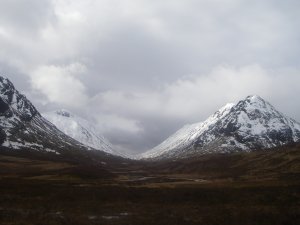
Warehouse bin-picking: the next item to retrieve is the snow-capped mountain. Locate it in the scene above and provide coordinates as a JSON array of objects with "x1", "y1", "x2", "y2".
[
  {"x1": 0, "y1": 76, "x2": 88, "y2": 153},
  {"x1": 43, "y1": 110, "x2": 127, "y2": 157},
  {"x1": 139, "y1": 95, "x2": 300, "y2": 159}
]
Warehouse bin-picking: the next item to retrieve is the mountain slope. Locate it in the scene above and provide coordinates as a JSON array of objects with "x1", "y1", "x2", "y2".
[
  {"x1": 140, "y1": 95, "x2": 300, "y2": 159},
  {"x1": 43, "y1": 110, "x2": 127, "y2": 157},
  {"x1": 0, "y1": 76, "x2": 90, "y2": 154}
]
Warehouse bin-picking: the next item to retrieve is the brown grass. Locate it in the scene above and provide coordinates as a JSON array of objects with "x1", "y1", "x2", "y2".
[{"x1": 0, "y1": 144, "x2": 299, "y2": 225}]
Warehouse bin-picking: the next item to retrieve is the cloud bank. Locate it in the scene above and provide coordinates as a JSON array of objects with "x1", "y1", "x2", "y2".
[{"x1": 0, "y1": 0, "x2": 299, "y2": 152}]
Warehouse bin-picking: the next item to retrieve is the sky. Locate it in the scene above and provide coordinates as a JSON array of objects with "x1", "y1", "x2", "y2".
[{"x1": 0, "y1": 0, "x2": 300, "y2": 153}]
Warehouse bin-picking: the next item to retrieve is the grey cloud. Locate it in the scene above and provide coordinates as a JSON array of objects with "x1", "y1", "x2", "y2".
[
  {"x1": 0, "y1": 63, "x2": 31, "y2": 92},
  {"x1": 85, "y1": 28, "x2": 181, "y2": 89},
  {"x1": 0, "y1": 0, "x2": 300, "y2": 153},
  {"x1": 76, "y1": 0, "x2": 300, "y2": 95},
  {"x1": 0, "y1": 0, "x2": 55, "y2": 34},
  {"x1": 90, "y1": 64, "x2": 300, "y2": 152}
]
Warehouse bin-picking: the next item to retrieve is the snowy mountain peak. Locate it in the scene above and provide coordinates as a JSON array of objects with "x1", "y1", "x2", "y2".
[
  {"x1": 43, "y1": 110, "x2": 128, "y2": 157},
  {"x1": 0, "y1": 76, "x2": 38, "y2": 121},
  {"x1": 246, "y1": 94, "x2": 264, "y2": 102},
  {"x1": 0, "y1": 76, "x2": 87, "y2": 152},
  {"x1": 139, "y1": 95, "x2": 300, "y2": 159},
  {"x1": 0, "y1": 76, "x2": 11, "y2": 88},
  {"x1": 241, "y1": 94, "x2": 272, "y2": 110}
]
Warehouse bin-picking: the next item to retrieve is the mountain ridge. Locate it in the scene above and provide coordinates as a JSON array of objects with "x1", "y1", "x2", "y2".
[
  {"x1": 139, "y1": 95, "x2": 300, "y2": 159},
  {"x1": 43, "y1": 109, "x2": 129, "y2": 157},
  {"x1": 1, "y1": 76, "x2": 299, "y2": 161},
  {"x1": 0, "y1": 76, "x2": 91, "y2": 154}
]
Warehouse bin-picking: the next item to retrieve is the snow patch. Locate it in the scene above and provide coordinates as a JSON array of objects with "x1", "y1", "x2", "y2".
[
  {"x1": 43, "y1": 110, "x2": 128, "y2": 157},
  {"x1": 140, "y1": 95, "x2": 300, "y2": 159}
]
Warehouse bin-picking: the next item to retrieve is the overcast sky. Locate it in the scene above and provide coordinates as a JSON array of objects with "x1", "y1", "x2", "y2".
[{"x1": 1, "y1": 0, "x2": 300, "y2": 153}]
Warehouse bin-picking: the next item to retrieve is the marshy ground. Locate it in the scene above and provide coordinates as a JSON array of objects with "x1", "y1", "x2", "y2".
[{"x1": 0, "y1": 145, "x2": 299, "y2": 225}]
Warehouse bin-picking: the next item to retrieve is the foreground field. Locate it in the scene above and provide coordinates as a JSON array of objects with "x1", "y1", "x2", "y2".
[
  {"x1": 0, "y1": 145, "x2": 299, "y2": 225},
  {"x1": 1, "y1": 178, "x2": 299, "y2": 225}
]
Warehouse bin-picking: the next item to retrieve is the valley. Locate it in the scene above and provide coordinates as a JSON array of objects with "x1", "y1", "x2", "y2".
[
  {"x1": 1, "y1": 0, "x2": 299, "y2": 224},
  {"x1": 1, "y1": 144, "x2": 299, "y2": 225},
  {"x1": 1, "y1": 76, "x2": 300, "y2": 225}
]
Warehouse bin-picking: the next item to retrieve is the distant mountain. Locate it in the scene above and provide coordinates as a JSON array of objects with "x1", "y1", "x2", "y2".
[
  {"x1": 139, "y1": 95, "x2": 300, "y2": 159},
  {"x1": 43, "y1": 110, "x2": 128, "y2": 157},
  {"x1": 0, "y1": 76, "x2": 91, "y2": 154}
]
